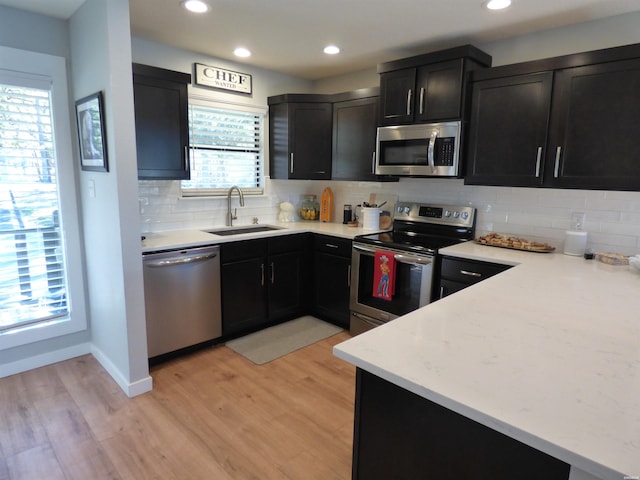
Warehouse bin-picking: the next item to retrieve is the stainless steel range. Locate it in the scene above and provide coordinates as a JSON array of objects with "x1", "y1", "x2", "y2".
[{"x1": 350, "y1": 202, "x2": 476, "y2": 335}]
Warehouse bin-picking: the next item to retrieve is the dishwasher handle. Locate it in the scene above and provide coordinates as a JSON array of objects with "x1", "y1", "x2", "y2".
[{"x1": 145, "y1": 252, "x2": 218, "y2": 268}]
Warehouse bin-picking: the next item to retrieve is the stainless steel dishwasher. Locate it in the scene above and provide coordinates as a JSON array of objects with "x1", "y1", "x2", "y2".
[{"x1": 142, "y1": 245, "x2": 222, "y2": 358}]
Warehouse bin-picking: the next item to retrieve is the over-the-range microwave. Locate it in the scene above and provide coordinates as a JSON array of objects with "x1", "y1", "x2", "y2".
[{"x1": 375, "y1": 121, "x2": 461, "y2": 177}]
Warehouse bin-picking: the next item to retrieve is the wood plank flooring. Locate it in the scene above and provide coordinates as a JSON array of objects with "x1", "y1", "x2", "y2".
[{"x1": 0, "y1": 331, "x2": 356, "y2": 480}]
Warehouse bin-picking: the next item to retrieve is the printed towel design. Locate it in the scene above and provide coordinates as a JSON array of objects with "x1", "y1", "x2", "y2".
[{"x1": 373, "y1": 250, "x2": 396, "y2": 301}]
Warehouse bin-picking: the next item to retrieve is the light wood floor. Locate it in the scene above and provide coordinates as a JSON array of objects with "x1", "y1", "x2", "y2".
[{"x1": 0, "y1": 331, "x2": 356, "y2": 480}]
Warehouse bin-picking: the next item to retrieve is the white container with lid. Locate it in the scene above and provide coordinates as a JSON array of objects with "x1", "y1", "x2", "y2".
[
  {"x1": 564, "y1": 230, "x2": 588, "y2": 256},
  {"x1": 362, "y1": 207, "x2": 381, "y2": 230}
]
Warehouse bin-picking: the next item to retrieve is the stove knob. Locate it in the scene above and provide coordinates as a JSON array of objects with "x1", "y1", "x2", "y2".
[
  {"x1": 444, "y1": 210, "x2": 451, "y2": 217},
  {"x1": 461, "y1": 211, "x2": 469, "y2": 220},
  {"x1": 453, "y1": 211, "x2": 460, "y2": 218}
]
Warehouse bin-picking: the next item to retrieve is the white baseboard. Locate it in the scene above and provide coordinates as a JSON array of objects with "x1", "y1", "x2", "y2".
[
  {"x1": 0, "y1": 342, "x2": 91, "y2": 378},
  {"x1": 91, "y1": 344, "x2": 153, "y2": 398}
]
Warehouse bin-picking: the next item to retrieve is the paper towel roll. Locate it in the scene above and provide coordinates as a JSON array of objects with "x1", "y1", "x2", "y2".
[{"x1": 564, "y1": 230, "x2": 587, "y2": 256}]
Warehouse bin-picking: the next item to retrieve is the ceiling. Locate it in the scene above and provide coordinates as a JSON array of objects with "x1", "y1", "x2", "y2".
[{"x1": 2, "y1": 0, "x2": 640, "y2": 79}]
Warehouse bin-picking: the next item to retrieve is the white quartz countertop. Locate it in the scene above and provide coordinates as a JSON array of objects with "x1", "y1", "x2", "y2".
[
  {"x1": 334, "y1": 241, "x2": 640, "y2": 480},
  {"x1": 141, "y1": 221, "x2": 369, "y2": 253}
]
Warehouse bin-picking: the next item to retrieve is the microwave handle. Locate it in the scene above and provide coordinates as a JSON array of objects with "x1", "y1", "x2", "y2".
[
  {"x1": 371, "y1": 151, "x2": 376, "y2": 174},
  {"x1": 428, "y1": 130, "x2": 438, "y2": 168}
]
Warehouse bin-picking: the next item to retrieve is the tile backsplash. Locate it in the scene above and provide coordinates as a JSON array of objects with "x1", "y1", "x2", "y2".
[{"x1": 139, "y1": 177, "x2": 640, "y2": 255}]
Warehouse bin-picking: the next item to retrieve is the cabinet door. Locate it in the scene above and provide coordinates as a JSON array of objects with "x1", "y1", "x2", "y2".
[
  {"x1": 465, "y1": 72, "x2": 553, "y2": 187},
  {"x1": 268, "y1": 251, "x2": 305, "y2": 321},
  {"x1": 379, "y1": 69, "x2": 416, "y2": 125},
  {"x1": 313, "y1": 251, "x2": 351, "y2": 328},
  {"x1": 547, "y1": 59, "x2": 640, "y2": 190},
  {"x1": 415, "y1": 59, "x2": 464, "y2": 122},
  {"x1": 221, "y1": 257, "x2": 267, "y2": 336},
  {"x1": 133, "y1": 65, "x2": 190, "y2": 180},
  {"x1": 290, "y1": 103, "x2": 333, "y2": 180},
  {"x1": 332, "y1": 97, "x2": 379, "y2": 180}
]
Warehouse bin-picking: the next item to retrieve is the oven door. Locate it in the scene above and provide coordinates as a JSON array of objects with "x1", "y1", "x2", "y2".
[{"x1": 350, "y1": 243, "x2": 433, "y2": 324}]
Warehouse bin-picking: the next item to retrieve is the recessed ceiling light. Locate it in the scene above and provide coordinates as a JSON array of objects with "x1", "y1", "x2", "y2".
[
  {"x1": 323, "y1": 45, "x2": 340, "y2": 55},
  {"x1": 234, "y1": 47, "x2": 251, "y2": 58},
  {"x1": 182, "y1": 0, "x2": 209, "y2": 13},
  {"x1": 485, "y1": 0, "x2": 511, "y2": 10}
]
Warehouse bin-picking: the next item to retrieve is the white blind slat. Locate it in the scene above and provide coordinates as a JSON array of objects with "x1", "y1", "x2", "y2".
[
  {"x1": 182, "y1": 103, "x2": 263, "y2": 194},
  {"x1": 0, "y1": 83, "x2": 68, "y2": 331}
]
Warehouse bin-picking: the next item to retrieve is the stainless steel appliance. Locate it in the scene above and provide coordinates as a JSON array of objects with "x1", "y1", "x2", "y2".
[
  {"x1": 350, "y1": 202, "x2": 475, "y2": 335},
  {"x1": 142, "y1": 245, "x2": 222, "y2": 359},
  {"x1": 375, "y1": 122, "x2": 462, "y2": 177}
]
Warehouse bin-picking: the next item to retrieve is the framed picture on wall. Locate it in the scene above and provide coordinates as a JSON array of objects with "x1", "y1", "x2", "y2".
[{"x1": 75, "y1": 91, "x2": 108, "y2": 172}]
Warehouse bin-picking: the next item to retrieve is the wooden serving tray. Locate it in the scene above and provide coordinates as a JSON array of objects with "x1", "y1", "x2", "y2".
[{"x1": 474, "y1": 236, "x2": 555, "y2": 253}]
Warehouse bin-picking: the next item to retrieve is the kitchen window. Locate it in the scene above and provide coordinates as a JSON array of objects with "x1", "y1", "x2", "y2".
[
  {"x1": 0, "y1": 47, "x2": 86, "y2": 350},
  {"x1": 181, "y1": 99, "x2": 265, "y2": 196}
]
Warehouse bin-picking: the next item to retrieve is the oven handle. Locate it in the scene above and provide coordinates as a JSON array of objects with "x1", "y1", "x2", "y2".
[{"x1": 353, "y1": 244, "x2": 432, "y2": 266}]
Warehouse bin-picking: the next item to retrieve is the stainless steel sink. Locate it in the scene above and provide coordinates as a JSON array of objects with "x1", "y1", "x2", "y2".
[{"x1": 203, "y1": 225, "x2": 283, "y2": 236}]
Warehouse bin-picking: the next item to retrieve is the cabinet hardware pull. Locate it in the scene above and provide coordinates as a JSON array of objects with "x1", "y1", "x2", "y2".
[
  {"x1": 554, "y1": 146, "x2": 561, "y2": 178},
  {"x1": 406, "y1": 89, "x2": 412, "y2": 116},
  {"x1": 461, "y1": 270, "x2": 482, "y2": 278},
  {"x1": 371, "y1": 151, "x2": 376, "y2": 173},
  {"x1": 184, "y1": 146, "x2": 189, "y2": 170},
  {"x1": 146, "y1": 253, "x2": 217, "y2": 268},
  {"x1": 325, "y1": 243, "x2": 339, "y2": 249},
  {"x1": 290, "y1": 153, "x2": 294, "y2": 174},
  {"x1": 535, "y1": 147, "x2": 542, "y2": 177},
  {"x1": 440, "y1": 286, "x2": 445, "y2": 299},
  {"x1": 347, "y1": 265, "x2": 351, "y2": 288},
  {"x1": 419, "y1": 87, "x2": 425, "y2": 115},
  {"x1": 270, "y1": 261, "x2": 275, "y2": 284},
  {"x1": 261, "y1": 263, "x2": 265, "y2": 286}
]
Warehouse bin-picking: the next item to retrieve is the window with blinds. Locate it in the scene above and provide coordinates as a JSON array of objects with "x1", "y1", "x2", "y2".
[
  {"x1": 181, "y1": 102, "x2": 264, "y2": 196},
  {"x1": 0, "y1": 83, "x2": 68, "y2": 332}
]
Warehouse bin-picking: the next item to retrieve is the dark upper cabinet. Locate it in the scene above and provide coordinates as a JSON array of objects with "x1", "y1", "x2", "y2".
[
  {"x1": 377, "y1": 46, "x2": 492, "y2": 126},
  {"x1": 546, "y1": 59, "x2": 640, "y2": 190},
  {"x1": 379, "y1": 59, "x2": 466, "y2": 125},
  {"x1": 268, "y1": 96, "x2": 332, "y2": 180},
  {"x1": 332, "y1": 92, "x2": 379, "y2": 181},
  {"x1": 465, "y1": 44, "x2": 640, "y2": 191},
  {"x1": 133, "y1": 64, "x2": 190, "y2": 180},
  {"x1": 465, "y1": 72, "x2": 553, "y2": 186}
]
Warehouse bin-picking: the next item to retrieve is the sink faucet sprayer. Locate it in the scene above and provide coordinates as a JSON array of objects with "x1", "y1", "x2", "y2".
[{"x1": 227, "y1": 185, "x2": 245, "y2": 226}]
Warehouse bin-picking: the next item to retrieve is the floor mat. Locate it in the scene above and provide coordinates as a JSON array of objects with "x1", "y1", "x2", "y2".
[{"x1": 225, "y1": 316, "x2": 343, "y2": 365}]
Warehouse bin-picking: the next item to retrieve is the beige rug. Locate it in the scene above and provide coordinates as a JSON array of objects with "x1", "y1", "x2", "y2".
[{"x1": 225, "y1": 316, "x2": 343, "y2": 365}]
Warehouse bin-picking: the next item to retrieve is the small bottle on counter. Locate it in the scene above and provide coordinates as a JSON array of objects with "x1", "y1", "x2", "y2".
[{"x1": 343, "y1": 204, "x2": 352, "y2": 224}]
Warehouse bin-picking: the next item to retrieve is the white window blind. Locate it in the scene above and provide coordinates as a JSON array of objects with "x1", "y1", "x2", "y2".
[
  {"x1": 181, "y1": 102, "x2": 264, "y2": 196},
  {"x1": 0, "y1": 83, "x2": 68, "y2": 331}
]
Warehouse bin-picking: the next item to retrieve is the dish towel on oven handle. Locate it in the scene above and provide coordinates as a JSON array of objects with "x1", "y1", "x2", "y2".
[{"x1": 373, "y1": 250, "x2": 396, "y2": 301}]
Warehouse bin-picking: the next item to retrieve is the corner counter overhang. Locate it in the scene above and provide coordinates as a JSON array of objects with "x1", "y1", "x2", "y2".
[{"x1": 334, "y1": 241, "x2": 640, "y2": 480}]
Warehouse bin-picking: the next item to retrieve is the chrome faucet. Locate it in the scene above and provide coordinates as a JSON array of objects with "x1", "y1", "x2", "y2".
[{"x1": 226, "y1": 185, "x2": 245, "y2": 226}]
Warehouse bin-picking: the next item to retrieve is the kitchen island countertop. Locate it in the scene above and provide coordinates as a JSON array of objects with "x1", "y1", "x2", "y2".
[{"x1": 334, "y1": 241, "x2": 640, "y2": 480}]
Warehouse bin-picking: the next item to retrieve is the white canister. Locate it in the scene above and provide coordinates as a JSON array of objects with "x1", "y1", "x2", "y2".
[
  {"x1": 564, "y1": 230, "x2": 588, "y2": 256},
  {"x1": 362, "y1": 207, "x2": 381, "y2": 230}
]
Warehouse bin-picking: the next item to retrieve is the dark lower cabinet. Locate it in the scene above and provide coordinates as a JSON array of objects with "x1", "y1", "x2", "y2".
[
  {"x1": 437, "y1": 256, "x2": 512, "y2": 299},
  {"x1": 221, "y1": 234, "x2": 309, "y2": 337},
  {"x1": 312, "y1": 235, "x2": 352, "y2": 328},
  {"x1": 353, "y1": 369, "x2": 570, "y2": 480}
]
